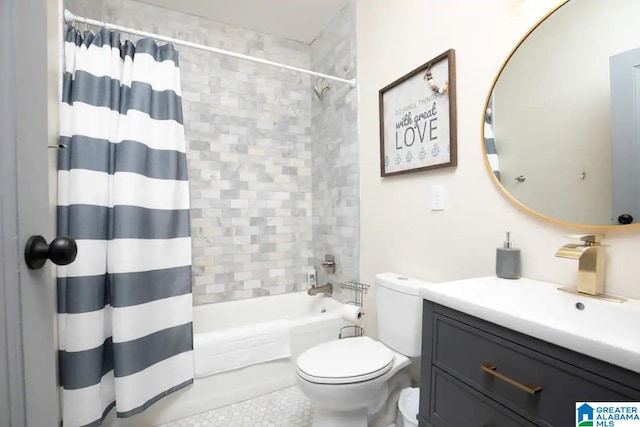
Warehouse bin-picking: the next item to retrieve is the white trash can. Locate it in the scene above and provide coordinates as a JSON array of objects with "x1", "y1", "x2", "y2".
[{"x1": 398, "y1": 387, "x2": 420, "y2": 427}]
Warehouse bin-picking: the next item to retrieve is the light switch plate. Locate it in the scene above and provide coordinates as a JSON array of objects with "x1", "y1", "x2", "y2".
[{"x1": 431, "y1": 184, "x2": 445, "y2": 211}]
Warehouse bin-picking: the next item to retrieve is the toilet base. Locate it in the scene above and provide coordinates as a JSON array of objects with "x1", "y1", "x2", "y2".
[{"x1": 305, "y1": 371, "x2": 410, "y2": 427}]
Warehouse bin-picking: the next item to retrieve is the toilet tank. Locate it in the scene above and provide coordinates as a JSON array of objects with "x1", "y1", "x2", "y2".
[{"x1": 375, "y1": 273, "x2": 429, "y2": 357}]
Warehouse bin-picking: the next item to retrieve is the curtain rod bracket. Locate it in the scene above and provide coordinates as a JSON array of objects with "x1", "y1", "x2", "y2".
[{"x1": 64, "y1": 9, "x2": 75, "y2": 25}]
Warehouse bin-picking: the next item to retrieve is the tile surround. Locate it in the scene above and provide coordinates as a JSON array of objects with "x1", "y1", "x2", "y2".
[
  {"x1": 65, "y1": 0, "x2": 358, "y2": 303},
  {"x1": 310, "y1": 1, "x2": 359, "y2": 301}
]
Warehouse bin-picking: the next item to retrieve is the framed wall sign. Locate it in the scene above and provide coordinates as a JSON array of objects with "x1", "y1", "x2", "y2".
[{"x1": 379, "y1": 49, "x2": 457, "y2": 177}]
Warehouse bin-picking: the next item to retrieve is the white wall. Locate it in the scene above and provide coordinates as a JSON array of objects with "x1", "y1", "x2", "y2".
[
  {"x1": 357, "y1": 0, "x2": 640, "y2": 338},
  {"x1": 494, "y1": 0, "x2": 640, "y2": 225},
  {"x1": 48, "y1": 0, "x2": 64, "y2": 422}
]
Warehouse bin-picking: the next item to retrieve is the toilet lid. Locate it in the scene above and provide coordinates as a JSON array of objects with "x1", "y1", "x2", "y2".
[{"x1": 296, "y1": 337, "x2": 394, "y2": 384}]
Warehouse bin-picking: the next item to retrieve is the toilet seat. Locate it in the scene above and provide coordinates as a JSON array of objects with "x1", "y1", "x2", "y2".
[{"x1": 296, "y1": 337, "x2": 395, "y2": 384}]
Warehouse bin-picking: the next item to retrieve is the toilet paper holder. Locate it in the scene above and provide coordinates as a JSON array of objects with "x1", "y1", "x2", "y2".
[
  {"x1": 339, "y1": 325, "x2": 365, "y2": 339},
  {"x1": 339, "y1": 280, "x2": 369, "y2": 307},
  {"x1": 338, "y1": 281, "x2": 370, "y2": 339}
]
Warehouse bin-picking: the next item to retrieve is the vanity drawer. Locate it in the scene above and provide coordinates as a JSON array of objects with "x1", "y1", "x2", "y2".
[
  {"x1": 433, "y1": 313, "x2": 634, "y2": 427},
  {"x1": 430, "y1": 367, "x2": 532, "y2": 427}
]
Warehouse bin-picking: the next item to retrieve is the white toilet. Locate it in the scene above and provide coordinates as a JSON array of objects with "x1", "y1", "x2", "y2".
[{"x1": 295, "y1": 273, "x2": 426, "y2": 427}]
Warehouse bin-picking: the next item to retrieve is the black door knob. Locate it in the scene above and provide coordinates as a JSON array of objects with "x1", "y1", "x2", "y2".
[
  {"x1": 24, "y1": 235, "x2": 77, "y2": 270},
  {"x1": 618, "y1": 214, "x2": 634, "y2": 225}
]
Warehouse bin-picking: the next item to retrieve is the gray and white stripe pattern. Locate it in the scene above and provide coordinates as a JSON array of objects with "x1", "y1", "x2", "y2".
[
  {"x1": 484, "y1": 98, "x2": 500, "y2": 181},
  {"x1": 58, "y1": 27, "x2": 193, "y2": 427}
]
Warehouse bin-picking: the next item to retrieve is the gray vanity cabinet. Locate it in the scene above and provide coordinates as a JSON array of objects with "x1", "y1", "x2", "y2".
[{"x1": 418, "y1": 300, "x2": 640, "y2": 427}]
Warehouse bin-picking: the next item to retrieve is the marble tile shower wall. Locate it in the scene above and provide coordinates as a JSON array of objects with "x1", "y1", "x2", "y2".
[
  {"x1": 310, "y1": 2, "x2": 359, "y2": 300},
  {"x1": 65, "y1": 0, "x2": 358, "y2": 304},
  {"x1": 67, "y1": 0, "x2": 313, "y2": 304}
]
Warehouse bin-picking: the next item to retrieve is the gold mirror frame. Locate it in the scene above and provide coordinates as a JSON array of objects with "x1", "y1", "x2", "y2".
[{"x1": 481, "y1": 0, "x2": 640, "y2": 231}]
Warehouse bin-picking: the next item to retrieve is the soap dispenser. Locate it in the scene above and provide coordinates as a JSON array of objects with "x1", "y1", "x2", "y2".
[{"x1": 496, "y1": 231, "x2": 521, "y2": 279}]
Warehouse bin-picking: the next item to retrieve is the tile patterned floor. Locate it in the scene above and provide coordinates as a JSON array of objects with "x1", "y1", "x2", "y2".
[
  {"x1": 159, "y1": 386, "x2": 314, "y2": 427},
  {"x1": 159, "y1": 385, "x2": 405, "y2": 427}
]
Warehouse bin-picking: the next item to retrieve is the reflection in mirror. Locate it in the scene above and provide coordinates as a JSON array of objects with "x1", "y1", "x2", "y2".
[{"x1": 485, "y1": 0, "x2": 640, "y2": 226}]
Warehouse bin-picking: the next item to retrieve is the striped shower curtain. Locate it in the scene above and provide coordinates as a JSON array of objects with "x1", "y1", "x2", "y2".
[
  {"x1": 484, "y1": 97, "x2": 500, "y2": 181},
  {"x1": 57, "y1": 27, "x2": 194, "y2": 426}
]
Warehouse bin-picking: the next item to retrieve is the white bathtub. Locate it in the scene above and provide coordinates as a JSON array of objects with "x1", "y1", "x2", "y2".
[{"x1": 109, "y1": 291, "x2": 347, "y2": 426}]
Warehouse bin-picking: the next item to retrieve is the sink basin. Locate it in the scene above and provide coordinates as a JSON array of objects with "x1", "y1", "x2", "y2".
[{"x1": 418, "y1": 276, "x2": 640, "y2": 373}]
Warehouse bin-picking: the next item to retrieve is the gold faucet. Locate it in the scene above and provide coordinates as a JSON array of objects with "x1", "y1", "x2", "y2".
[
  {"x1": 555, "y1": 234, "x2": 624, "y2": 302},
  {"x1": 555, "y1": 234, "x2": 605, "y2": 295}
]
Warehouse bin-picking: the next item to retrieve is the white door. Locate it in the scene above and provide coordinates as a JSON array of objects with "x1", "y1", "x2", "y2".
[
  {"x1": 1, "y1": 0, "x2": 62, "y2": 425},
  {"x1": 611, "y1": 47, "x2": 640, "y2": 225}
]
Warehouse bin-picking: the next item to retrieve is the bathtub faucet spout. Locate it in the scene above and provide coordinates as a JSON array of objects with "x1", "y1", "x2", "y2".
[{"x1": 308, "y1": 283, "x2": 333, "y2": 296}]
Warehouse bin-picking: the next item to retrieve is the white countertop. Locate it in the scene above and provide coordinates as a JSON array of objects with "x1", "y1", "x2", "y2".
[{"x1": 418, "y1": 276, "x2": 640, "y2": 374}]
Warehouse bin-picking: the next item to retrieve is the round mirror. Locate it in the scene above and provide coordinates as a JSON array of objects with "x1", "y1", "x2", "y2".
[{"x1": 483, "y1": 0, "x2": 640, "y2": 227}]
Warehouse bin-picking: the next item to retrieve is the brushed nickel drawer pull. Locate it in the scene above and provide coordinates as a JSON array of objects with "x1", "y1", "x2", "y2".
[{"x1": 481, "y1": 363, "x2": 542, "y2": 395}]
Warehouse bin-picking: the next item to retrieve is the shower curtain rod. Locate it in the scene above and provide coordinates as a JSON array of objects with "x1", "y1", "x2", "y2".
[{"x1": 63, "y1": 10, "x2": 357, "y2": 88}]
